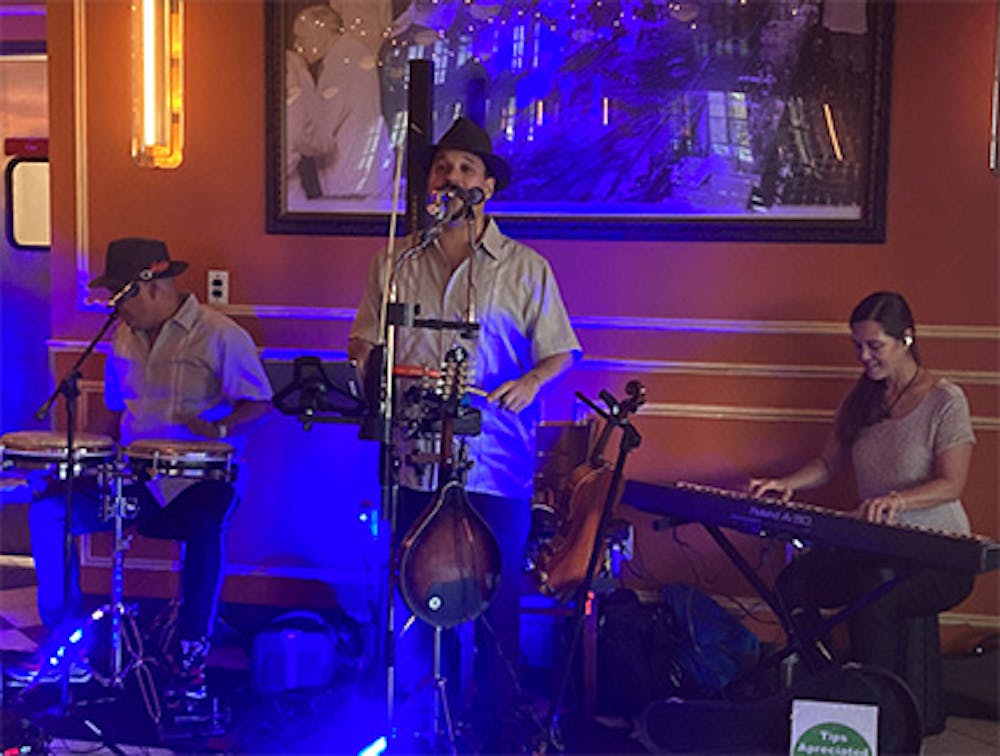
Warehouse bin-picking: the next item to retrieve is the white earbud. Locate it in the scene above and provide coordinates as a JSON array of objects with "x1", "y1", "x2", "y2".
[{"x1": 903, "y1": 335, "x2": 913, "y2": 347}]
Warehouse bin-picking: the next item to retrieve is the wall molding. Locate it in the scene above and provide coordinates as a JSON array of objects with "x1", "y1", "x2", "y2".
[
  {"x1": 579, "y1": 357, "x2": 999, "y2": 386},
  {"x1": 638, "y1": 402, "x2": 999, "y2": 431},
  {"x1": 570, "y1": 316, "x2": 1000, "y2": 341},
  {"x1": 46, "y1": 342, "x2": 1000, "y2": 430},
  {"x1": 45, "y1": 340, "x2": 1000, "y2": 387},
  {"x1": 72, "y1": 288, "x2": 1000, "y2": 345},
  {"x1": 111, "y1": 305, "x2": 999, "y2": 343}
]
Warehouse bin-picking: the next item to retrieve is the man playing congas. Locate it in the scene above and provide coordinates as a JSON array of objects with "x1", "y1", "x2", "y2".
[{"x1": 24, "y1": 238, "x2": 272, "y2": 707}]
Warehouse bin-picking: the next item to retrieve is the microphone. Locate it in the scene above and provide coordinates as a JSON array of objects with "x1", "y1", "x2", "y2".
[
  {"x1": 451, "y1": 186, "x2": 486, "y2": 206},
  {"x1": 107, "y1": 280, "x2": 139, "y2": 309},
  {"x1": 425, "y1": 186, "x2": 486, "y2": 219}
]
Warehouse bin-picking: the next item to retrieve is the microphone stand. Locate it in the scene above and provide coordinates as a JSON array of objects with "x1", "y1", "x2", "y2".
[
  {"x1": 371, "y1": 140, "x2": 424, "y2": 744},
  {"x1": 372, "y1": 196, "x2": 482, "y2": 749},
  {"x1": 31, "y1": 304, "x2": 126, "y2": 755}
]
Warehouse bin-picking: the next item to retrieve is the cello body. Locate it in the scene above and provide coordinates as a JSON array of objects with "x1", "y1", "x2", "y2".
[
  {"x1": 531, "y1": 458, "x2": 620, "y2": 601},
  {"x1": 529, "y1": 382, "x2": 645, "y2": 601}
]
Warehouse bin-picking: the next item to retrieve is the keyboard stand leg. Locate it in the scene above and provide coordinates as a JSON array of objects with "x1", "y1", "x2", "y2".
[{"x1": 702, "y1": 522, "x2": 909, "y2": 686}]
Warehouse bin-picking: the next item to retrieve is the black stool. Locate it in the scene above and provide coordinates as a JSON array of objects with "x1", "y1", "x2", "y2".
[{"x1": 901, "y1": 614, "x2": 946, "y2": 737}]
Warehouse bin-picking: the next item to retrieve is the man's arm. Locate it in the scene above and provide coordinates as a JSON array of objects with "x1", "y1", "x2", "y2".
[
  {"x1": 348, "y1": 337, "x2": 375, "y2": 377},
  {"x1": 188, "y1": 399, "x2": 272, "y2": 441},
  {"x1": 92, "y1": 410, "x2": 123, "y2": 443},
  {"x1": 487, "y1": 351, "x2": 575, "y2": 414}
]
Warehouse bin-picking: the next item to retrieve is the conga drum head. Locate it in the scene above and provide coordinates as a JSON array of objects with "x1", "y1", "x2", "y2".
[
  {"x1": 123, "y1": 438, "x2": 237, "y2": 482},
  {"x1": 0, "y1": 430, "x2": 116, "y2": 475}
]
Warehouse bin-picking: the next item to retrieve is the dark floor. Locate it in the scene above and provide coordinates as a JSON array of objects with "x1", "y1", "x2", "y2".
[
  {"x1": 2, "y1": 562, "x2": 997, "y2": 755},
  {"x1": 0, "y1": 566, "x2": 647, "y2": 755}
]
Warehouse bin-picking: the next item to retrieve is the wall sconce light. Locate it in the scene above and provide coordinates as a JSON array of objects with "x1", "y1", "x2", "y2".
[{"x1": 131, "y1": 0, "x2": 184, "y2": 168}]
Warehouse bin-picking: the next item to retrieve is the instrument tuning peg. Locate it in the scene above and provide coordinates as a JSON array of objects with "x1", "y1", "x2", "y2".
[{"x1": 598, "y1": 389, "x2": 620, "y2": 415}]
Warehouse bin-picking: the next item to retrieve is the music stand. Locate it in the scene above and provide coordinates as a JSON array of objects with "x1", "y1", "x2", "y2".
[{"x1": 267, "y1": 356, "x2": 368, "y2": 429}]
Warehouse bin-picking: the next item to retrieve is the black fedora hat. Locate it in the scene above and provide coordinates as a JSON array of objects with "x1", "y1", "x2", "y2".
[
  {"x1": 88, "y1": 237, "x2": 189, "y2": 290},
  {"x1": 422, "y1": 117, "x2": 511, "y2": 192}
]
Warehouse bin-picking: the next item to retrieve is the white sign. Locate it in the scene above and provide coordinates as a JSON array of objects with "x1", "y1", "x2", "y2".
[{"x1": 790, "y1": 698, "x2": 878, "y2": 756}]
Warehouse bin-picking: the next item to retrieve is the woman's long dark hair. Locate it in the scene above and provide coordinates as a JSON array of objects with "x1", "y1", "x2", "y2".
[{"x1": 835, "y1": 291, "x2": 922, "y2": 448}]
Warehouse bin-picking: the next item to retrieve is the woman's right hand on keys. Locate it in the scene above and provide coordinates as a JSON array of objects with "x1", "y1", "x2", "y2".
[{"x1": 748, "y1": 477, "x2": 794, "y2": 502}]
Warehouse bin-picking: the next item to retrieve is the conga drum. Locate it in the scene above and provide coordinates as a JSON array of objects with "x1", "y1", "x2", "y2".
[
  {"x1": 122, "y1": 438, "x2": 237, "y2": 482},
  {"x1": 0, "y1": 430, "x2": 117, "y2": 480}
]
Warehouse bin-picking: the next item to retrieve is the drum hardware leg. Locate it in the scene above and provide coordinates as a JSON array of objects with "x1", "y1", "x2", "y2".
[
  {"x1": 86, "y1": 471, "x2": 162, "y2": 721},
  {"x1": 104, "y1": 469, "x2": 142, "y2": 689},
  {"x1": 429, "y1": 624, "x2": 458, "y2": 756}
]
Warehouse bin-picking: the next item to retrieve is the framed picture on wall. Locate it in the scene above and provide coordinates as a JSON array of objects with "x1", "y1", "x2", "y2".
[
  {"x1": 265, "y1": 0, "x2": 894, "y2": 242},
  {"x1": 992, "y1": 0, "x2": 1000, "y2": 176}
]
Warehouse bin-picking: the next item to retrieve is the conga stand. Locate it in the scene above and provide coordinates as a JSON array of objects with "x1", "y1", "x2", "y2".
[
  {"x1": 99, "y1": 465, "x2": 148, "y2": 692},
  {"x1": 29, "y1": 306, "x2": 129, "y2": 754},
  {"x1": 539, "y1": 385, "x2": 644, "y2": 754}
]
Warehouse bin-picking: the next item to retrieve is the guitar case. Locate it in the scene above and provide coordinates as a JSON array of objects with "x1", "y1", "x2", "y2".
[{"x1": 639, "y1": 662, "x2": 922, "y2": 754}]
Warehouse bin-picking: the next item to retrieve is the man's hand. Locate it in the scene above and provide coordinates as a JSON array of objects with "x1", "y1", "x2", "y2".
[
  {"x1": 488, "y1": 372, "x2": 542, "y2": 414},
  {"x1": 187, "y1": 416, "x2": 225, "y2": 440}
]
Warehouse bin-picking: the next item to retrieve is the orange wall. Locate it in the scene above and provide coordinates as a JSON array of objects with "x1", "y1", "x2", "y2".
[{"x1": 47, "y1": 1, "x2": 999, "y2": 641}]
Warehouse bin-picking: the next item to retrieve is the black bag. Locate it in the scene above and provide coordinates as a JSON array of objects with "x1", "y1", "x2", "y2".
[
  {"x1": 658, "y1": 583, "x2": 759, "y2": 697},
  {"x1": 640, "y1": 662, "x2": 922, "y2": 754},
  {"x1": 597, "y1": 586, "x2": 759, "y2": 717}
]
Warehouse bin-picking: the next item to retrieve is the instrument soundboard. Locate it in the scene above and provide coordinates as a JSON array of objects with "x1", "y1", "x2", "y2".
[{"x1": 622, "y1": 479, "x2": 999, "y2": 574}]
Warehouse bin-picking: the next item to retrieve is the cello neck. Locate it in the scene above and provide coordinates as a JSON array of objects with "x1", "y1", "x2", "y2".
[{"x1": 588, "y1": 420, "x2": 615, "y2": 468}]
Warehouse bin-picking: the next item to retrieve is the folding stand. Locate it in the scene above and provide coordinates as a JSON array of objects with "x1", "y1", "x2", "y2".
[
  {"x1": 269, "y1": 356, "x2": 367, "y2": 429},
  {"x1": 539, "y1": 383, "x2": 645, "y2": 753}
]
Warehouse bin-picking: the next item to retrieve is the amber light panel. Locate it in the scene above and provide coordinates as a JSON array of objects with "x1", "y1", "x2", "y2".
[{"x1": 131, "y1": 0, "x2": 183, "y2": 168}]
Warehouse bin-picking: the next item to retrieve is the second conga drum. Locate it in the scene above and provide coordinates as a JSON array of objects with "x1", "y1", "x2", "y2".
[
  {"x1": 123, "y1": 439, "x2": 237, "y2": 482},
  {"x1": 0, "y1": 430, "x2": 117, "y2": 479}
]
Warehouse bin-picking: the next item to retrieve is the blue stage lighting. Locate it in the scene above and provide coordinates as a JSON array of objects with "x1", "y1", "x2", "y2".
[{"x1": 357, "y1": 735, "x2": 387, "y2": 756}]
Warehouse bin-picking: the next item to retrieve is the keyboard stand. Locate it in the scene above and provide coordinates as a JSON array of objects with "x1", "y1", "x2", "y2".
[{"x1": 697, "y1": 522, "x2": 907, "y2": 687}]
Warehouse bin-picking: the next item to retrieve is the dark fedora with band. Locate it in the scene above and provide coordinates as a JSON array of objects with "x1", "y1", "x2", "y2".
[
  {"x1": 423, "y1": 117, "x2": 511, "y2": 192},
  {"x1": 89, "y1": 237, "x2": 189, "y2": 291}
]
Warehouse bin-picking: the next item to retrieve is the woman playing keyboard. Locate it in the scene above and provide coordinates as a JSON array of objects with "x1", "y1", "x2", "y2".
[{"x1": 749, "y1": 291, "x2": 976, "y2": 706}]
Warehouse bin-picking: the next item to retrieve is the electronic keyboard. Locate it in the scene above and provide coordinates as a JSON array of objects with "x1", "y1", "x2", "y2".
[{"x1": 622, "y1": 479, "x2": 999, "y2": 574}]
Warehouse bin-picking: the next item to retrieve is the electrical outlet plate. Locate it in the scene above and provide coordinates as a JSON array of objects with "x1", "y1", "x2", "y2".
[{"x1": 208, "y1": 269, "x2": 229, "y2": 305}]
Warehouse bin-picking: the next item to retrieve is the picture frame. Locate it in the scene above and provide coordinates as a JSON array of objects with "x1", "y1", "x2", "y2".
[
  {"x1": 991, "y1": 0, "x2": 1000, "y2": 176},
  {"x1": 265, "y1": 0, "x2": 894, "y2": 242}
]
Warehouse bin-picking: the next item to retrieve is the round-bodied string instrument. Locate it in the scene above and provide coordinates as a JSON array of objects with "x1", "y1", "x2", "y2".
[
  {"x1": 0, "y1": 430, "x2": 116, "y2": 480},
  {"x1": 397, "y1": 346, "x2": 502, "y2": 628},
  {"x1": 122, "y1": 438, "x2": 237, "y2": 482}
]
